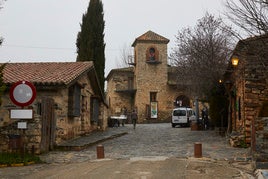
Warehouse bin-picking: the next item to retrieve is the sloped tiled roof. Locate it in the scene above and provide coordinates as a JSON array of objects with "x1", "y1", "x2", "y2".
[
  {"x1": 106, "y1": 67, "x2": 134, "y2": 81},
  {"x1": 2, "y1": 62, "x2": 94, "y2": 86},
  {"x1": 132, "y1": 30, "x2": 169, "y2": 46}
]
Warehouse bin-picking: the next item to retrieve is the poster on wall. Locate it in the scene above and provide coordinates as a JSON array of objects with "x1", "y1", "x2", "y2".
[{"x1": 150, "y1": 102, "x2": 158, "y2": 119}]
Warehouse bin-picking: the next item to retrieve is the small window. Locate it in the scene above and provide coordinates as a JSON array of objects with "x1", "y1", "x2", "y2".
[
  {"x1": 148, "y1": 48, "x2": 156, "y2": 61},
  {"x1": 68, "y1": 84, "x2": 81, "y2": 117},
  {"x1": 150, "y1": 92, "x2": 157, "y2": 102},
  {"x1": 90, "y1": 97, "x2": 99, "y2": 123},
  {"x1": 146, "y1": 47, "x2": 161, "y2": 64}
]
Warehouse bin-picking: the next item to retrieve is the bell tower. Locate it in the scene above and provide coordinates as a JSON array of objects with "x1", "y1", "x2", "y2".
[{"x1": 131, "y1": 30, "x2": 170, "y2": 120}]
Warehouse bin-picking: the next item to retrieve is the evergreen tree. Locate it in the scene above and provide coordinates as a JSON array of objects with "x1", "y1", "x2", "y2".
[
  {"x1": 76, "y1": 0, "x2": 105, "y2": 91},
  {"x1": 0, "y1": 64, "x2": 6, "y2": 106}
]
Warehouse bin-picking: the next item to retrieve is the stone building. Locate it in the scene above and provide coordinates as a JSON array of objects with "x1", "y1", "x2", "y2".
[
  {"x1": 106, "y1": 31, "x2": 192, "y2": 123},
  {"x1": 225, "y1": 34, "x2": 268, "y2": 149},
  {"x1": 0, "y1": 62, "x2": 108, "y2": 153}
]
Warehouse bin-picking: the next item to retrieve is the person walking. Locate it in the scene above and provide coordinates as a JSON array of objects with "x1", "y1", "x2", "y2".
[
  {"x1": 201, "y1": 107, "x2": 209, "y2": 130},
  {"x1": 131, "y1": 109, "x2": 138, "y2": 129}
]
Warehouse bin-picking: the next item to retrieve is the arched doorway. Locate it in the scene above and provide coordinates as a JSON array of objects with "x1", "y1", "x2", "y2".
[{"x1": 174, "y1": 95, "x2": 190, "y2": 107}]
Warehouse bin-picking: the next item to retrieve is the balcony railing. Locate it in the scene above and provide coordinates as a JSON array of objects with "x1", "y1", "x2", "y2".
[{"x1": 115, "y1": 85, "x2": 136, "y2": 94}]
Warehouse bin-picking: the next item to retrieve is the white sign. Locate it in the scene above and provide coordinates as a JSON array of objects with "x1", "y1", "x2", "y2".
[
  {"x1": 10, "y1": 109, "x2": 33, "y2": 119},
  {"x1": 18, "y1": 122, "x2": 27, "y2": 129},
  {"x1": 150, "y1": 102, "x2": 158, "y2": 119}
]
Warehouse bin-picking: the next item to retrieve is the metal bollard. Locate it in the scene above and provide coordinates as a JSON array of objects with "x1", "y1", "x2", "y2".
[
  {"x1": 96, "y1": 145, "x2": 105, "y2": 159},
  {"x1": 194, "y1": 142, "x2": 202, "y2": 158}
]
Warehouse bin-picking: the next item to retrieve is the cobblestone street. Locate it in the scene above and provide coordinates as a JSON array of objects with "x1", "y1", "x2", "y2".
[
  {"x1": 0, "y1": 123, "x2": 255, "y2": 178},
  {"x1": 34, "y1": 123, "x2": 251, "y2": 164}
]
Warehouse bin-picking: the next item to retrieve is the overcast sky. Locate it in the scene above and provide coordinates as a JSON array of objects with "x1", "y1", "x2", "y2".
[{"x1": 0, "y1": 0, "x2": 226, "y2": 75}]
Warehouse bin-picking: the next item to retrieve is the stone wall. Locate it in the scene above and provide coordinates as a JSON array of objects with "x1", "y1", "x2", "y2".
[
  {"x1": 255, "y1": 117, "x2": 268, "y2": 154},
  {"x1": 106, "y1": 32, "x2": 193, "y2": 123},
  {"x1": 0, "y1": 74, "x2": 107, "y2": 153},
  {"x1": 134, "y1": 42, "x2": 178, "y2": 122},
  {"x1": 233, "y1": 35, "x2": 268, "y2": 145},
  {"x1": 244, "y1": 55, "x2": 267, "y2": 143},
  {"x1": 106, "y1": 70, "x2": 134, "y2": 116}
]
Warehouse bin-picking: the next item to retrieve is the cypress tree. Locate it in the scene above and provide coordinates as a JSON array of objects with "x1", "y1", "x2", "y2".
[
  {"x1": 76, "y1": 0, "x2": 105, "y2": 92},
  {"x1": 0, "y1": 64, "x2": 6, "y2": 106}
]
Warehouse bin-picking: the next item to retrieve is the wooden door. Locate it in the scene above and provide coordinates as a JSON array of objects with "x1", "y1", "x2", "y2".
[{"x1": 40, "y1": 97, "x2": 55, "y2": 153}]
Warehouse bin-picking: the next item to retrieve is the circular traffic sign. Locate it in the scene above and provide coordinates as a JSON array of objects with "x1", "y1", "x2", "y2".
[{"x1": 9, "y1": 81, "x2": 36, "y2": 107}]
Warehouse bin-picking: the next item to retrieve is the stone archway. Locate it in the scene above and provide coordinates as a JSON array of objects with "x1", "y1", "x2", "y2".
[{"x1": 174, "y1": 95, "x2": 190, "y2": 107}]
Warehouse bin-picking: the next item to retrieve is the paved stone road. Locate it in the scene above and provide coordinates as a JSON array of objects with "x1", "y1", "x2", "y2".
[
  {"x1": 0, "y1": 123, "x2": 255, "y2": 178},
  {"x1": 41, "y1": 123, "x2": 251, "y2": 163}
]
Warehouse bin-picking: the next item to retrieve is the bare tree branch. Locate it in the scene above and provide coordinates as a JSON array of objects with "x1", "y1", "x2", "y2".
[
  {"x1": 0, "y1": 0, "x2": 6, "y2": 45},
  {"x1": 169, "y1": 13, "x2": 235, "y2": 99},
  {"x1": 224, "y1": 0, "x2": 268, "y2": 78},
  {"x1": 116, "y1": 44, "x2": 132, "y2": 68},
  {"x1": 224, "y1": 0, "x2": 268, "y2": 36},
  {"x1": 0, "y1": 0, "x2": 6, "y2": 9}
]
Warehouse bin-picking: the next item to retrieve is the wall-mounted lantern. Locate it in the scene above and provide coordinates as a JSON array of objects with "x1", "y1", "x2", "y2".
[{"x1": 231, "y1": 56, "x2": 239, "y2": 66}]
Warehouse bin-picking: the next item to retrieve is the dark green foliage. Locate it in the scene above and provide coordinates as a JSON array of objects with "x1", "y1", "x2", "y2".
[
  {"x1": 0, "y1": 64, "x2": 6, "y2": 106},
  {"x1": 76, "y1": 0, "x2": 105, "y2": 91},
  {"x1": 0, "y1": 152, "x2": 42, "y2": 165},
  {"x1": 209, "y1": 83, "x2": 228, "y2": 128}
]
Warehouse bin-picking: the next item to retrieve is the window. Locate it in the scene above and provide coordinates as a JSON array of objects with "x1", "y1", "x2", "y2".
[
  {"x1": 150, "y1": 92, "x2": 157, "y2": 102},
  {"x1": 90, "y1": 97, "x2": 99, "y2": 123},
  {"x1": 148, "y1": 47, "x2": 156, "y2": 61},
  {"x1": 146, "y1": 47, "x2": 161, "y2": 64},
  {"x1": 68, "y1": 84, "x2": 81, "y2": 117}
]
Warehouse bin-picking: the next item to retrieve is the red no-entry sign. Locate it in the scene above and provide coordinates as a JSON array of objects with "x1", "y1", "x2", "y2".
[{"x1": 9, "y1": 81, "x2": 36, "y2": 107}]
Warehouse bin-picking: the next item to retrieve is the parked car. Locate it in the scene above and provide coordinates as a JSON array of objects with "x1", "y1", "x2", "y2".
[{"x1": 171, "y1": 107, "x2": 195, "y2": 127}]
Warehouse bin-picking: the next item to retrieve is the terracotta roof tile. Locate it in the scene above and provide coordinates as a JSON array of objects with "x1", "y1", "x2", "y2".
[
  {"x1": 2, "y1": 62, "x2": 94, "y2": 85},
  {"x1": 106, "y1": 67, "x2": 134, "y2": 80},
  {"x1": 132, "y1": 30, "x2": 169, "y2": 46}
]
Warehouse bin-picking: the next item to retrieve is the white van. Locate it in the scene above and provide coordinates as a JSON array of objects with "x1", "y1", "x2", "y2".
[{"x1": 171, "y1": 107, "x2": 196, "y2": 127}]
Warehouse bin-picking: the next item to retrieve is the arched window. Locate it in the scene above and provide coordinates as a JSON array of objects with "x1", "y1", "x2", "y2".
[
  {"x1": 149, "y1": 47, "x2": 156, "y2": 61},
  {"x1": 146, "y1": 47, "x2": 159, "y2": 62}
]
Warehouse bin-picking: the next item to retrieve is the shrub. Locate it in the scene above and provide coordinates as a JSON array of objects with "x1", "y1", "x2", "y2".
[{"x1": 0, "y1": 152, "x2": 42, "y2": 165}]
